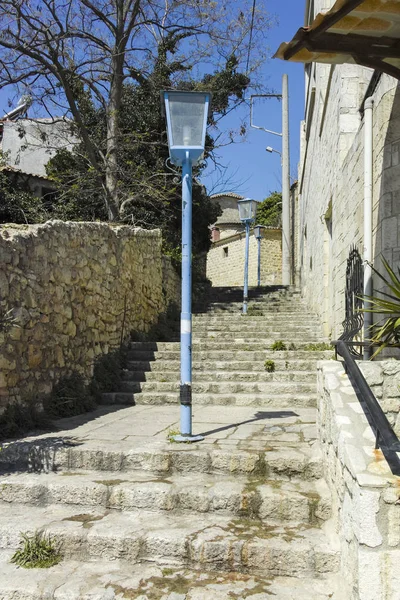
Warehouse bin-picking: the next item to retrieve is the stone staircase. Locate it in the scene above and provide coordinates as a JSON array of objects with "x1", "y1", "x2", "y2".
[{"x1": 0, "y1": 285, "x2": 343, "y2": 599}]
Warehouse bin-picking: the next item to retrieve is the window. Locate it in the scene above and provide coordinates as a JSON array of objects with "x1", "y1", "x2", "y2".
[{"x1": 223, "y1": 247, "x2": 228, "y2": 258}]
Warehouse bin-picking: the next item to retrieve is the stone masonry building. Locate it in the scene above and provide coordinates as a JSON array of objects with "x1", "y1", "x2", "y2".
[
  {"x1": 278, "y1": 0, "x2": 400, "y2": 339},
  {"x1": 206, "y1": 192, "x2": 282, "y2": 286}
]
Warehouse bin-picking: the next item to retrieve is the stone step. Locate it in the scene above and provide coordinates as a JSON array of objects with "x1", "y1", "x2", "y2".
[
  {"x1": 126, "y1": 359, "x2": 326, "y2": 372},
  {"x1": 118, "y1": 380, "x2": 316, "y2": 395},
  {"x1": 0, "y1": 505, "x2": 340, "y2": 576},
  {"x1": 191, "y1": 335, "x2": 324, "y2": 343},
  {"x1": 129, "y1": 331, "x2": 324, "y2": 353},
  {"x1": 0, "y1": 555, "x2": 343, "y2": 599},
  {"x1": 0, "y1": 434, "x2": 323, "y2": 480},
  {"x1": 0, "y1": 471, "x2": 331, "y2": 524},
  {"x1": 193, "y1": 313, "x2": 314, "y2": 320},
  {"x1": 190, "y1": 324, "x2": 322, "y2": 333},
  {"x1": 122, "y1": 370, "x2": 318, "y2": 383},
  {"x1": 193, "y1": 309, "x2": 314, "y2": 316},
  {"x1": 127, "y1": 349, "x2": 334, "y2": 362},
  {"x1": 100, "y1": 391, "x2": 317, "y2": 408}
]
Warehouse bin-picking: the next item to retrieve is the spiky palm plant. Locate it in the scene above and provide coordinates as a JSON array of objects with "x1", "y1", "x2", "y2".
[{"x1": 362, "y1": 257, "x2": 400, "y2": 357}]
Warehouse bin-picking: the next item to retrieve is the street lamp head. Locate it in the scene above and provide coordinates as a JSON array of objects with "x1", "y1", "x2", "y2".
[
  {"x1": 254, "y1": 224, "x2": 266, "y2": 239},
  {"x1": 162, "y1": 90, "x2": 211, "y2": 166},
  {"x1": 237, "y1": 198, "x2": 258, "y2": 223},
  {"x1": 266, "y1": 146, "x2": 273, "y2": 153}
]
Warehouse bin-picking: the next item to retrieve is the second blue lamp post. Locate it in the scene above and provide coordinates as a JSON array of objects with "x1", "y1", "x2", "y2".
[
  {"x1": 237, "y1": 199, "x2": 258, "y2": 314},
  {"x1": 162, "y1": 90, "x2": 211, "y2": 442}
]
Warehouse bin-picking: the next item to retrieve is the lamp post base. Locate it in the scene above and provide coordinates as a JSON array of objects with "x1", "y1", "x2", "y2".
[{"x1": 170, "y1": 434, "x2": 205, "y2": 443}]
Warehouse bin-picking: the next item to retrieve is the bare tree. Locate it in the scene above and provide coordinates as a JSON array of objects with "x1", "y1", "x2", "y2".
[{"x1": 0, "y1": 0, "x2": 271, "y2": 219}]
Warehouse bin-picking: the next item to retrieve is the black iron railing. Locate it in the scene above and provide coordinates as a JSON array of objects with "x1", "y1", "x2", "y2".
[
  {"x1": 339, "y1": 246, "x2": 364, "y2": 357},
  {"x1": 334, "y1": 340, "x2": 400, "y2": 455}
]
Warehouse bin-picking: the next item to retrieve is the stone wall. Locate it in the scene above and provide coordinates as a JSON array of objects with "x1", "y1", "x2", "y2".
[
  {"x1": 206, "y1": 227, "x2": 282, "y2": 287},
  {"x1": 318, "y1": 360, "x2": 400, "y2": 600},
  {"x1": 0, "y1": 221, "x2": 180, "y2": 406}
]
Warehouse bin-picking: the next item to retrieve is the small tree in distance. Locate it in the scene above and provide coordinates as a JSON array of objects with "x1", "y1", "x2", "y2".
[{"x1": 256, "y1": 191, "x2": 282, "y2": 228}]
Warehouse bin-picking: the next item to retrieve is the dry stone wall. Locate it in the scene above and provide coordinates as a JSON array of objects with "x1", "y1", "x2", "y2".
[
  {"x1": 318, "y1": 360, "x2": 400, "y2": 600},
  {"x1": 0, "y1": 221, "x2": 180, "y2": 406}
]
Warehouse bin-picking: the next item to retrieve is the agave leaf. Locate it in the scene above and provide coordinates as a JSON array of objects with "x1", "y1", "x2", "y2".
[
  {"x1": 370, "y1": 258, "x2": 400, "y2": 299},
  {"x1": 381, "y1": 257, "x2": 400, "y2": 294}
]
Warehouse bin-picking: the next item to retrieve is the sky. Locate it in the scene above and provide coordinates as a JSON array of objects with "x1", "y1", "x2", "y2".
[
  {"x1": 0, "y1": 0, "x2": 306, "y2": 203},
  {"x1": 202, "y1": 0, "x2": 306, "y2": 201}
]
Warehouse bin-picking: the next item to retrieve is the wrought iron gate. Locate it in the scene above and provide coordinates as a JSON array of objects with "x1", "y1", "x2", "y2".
[{"x1": 339, "y1": 246, "x2": 364, "y2": 357}]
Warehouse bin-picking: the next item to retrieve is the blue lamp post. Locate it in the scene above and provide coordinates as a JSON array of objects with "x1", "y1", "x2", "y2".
[
  {"x1": 238, "y1": 199, "x2": 258, "y2": 314},
  {"x1": 162, "y1": 90, "x2": 211, "y2": 443},
  {"x1": 254, "y1": 224, "x2": 266, "y2": 287}
]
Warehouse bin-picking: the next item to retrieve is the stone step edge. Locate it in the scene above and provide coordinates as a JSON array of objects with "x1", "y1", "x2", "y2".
[
  {"x1": 0, "y1": 508, "x2": 340, "y2": 576},
  {"x1": 0, "y1": 444, "x2": 323, "y2": 479},
  {"x1": 0, "y1": 472, "x2": 331, "y2": 523},
  {"x1": 0, "y1": 554, "x2": 343, "y2": 600}
]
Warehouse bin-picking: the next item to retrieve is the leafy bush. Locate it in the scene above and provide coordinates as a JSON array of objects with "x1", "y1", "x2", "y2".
[
  {"x1": 271, "y1": 340, "x2": 287, "y2": 351},
  {"x1": 89, "y1": 349, "x2": 124, "y2": 400},
  {"x1": 0, "y1": 399, "x2": 51, "y2": 440},
  {"x1": 43, "y1": 372, "x2": 95, "y2": 418},
  {"x1": 11, "y1": 532, "x2": 62, "y2": 569}
]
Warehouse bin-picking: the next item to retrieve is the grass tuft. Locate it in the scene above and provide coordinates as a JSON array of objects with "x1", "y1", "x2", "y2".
[
  {"x1": 10, "y1": 531, "x2": 62, "y2": 569},
  {"x1": 271, "y1": 340, "x2": 287, "y2": 351}
]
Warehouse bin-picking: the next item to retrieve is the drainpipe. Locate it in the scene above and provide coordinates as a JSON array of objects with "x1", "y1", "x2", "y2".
[{"x1": 363, "y1": 97, "x2": 373, "y2": 359}]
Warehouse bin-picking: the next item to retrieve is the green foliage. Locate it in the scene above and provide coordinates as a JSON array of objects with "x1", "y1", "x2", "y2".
[
  {"x1": 11, "y1": 532, "x2": 62, "y2": 569},
  {"x1": 264, "y1": 360, "x2": 275, "y2": 372},
  {"x1": 271, "y1": 340, "x2": 287, "y2": 351},
  {"x1": 303, "y1": 342, "x2": 332, "y2": 351},
  {"x1": 0, "y1": 399, "x2": 51, "y2": 441},
  {"x1": 43, "y1": 372, "x2": 95, "y2": 418},
  {"x1": 89, "y1": 350, "x2": 125, "y2": 401},
  {"x1": 362, "y1": 256, "x2": 400, "y2": 357},
  {"x1": 246, "y1": 305, "x2": 262, "y2": 316},
  {"x1": 256, "y1": 191, "x2": 282, "y2": 228},
  {"x1": 167, "y1": 428, "x2": 180, "y2": 443},
  {"x1": 0, "y1": 172, "x2": 48, "y2": 225}
]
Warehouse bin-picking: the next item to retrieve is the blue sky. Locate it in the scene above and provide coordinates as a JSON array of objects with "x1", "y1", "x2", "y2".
[
  {"x1": 0, "y1": 0, "x2": 305, "y2": 202},
  {"x1": 203, "y1": 0, "x2": 305, "y2": 200}
]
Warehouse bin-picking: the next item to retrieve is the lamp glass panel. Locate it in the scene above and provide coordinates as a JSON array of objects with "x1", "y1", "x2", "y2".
[
  {"x1": 168, "y1": 93, "x2": 206, "y2": 147},
  {"x1": 254, "y1": 226, "x2": 261, "y2": 238},
  {"x1": 238, "y1": 199, "x2": 257, "y2": 221}
]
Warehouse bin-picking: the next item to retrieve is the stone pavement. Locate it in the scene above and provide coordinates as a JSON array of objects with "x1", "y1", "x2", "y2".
[{"x1": 0, "y1": 287, "x2": 343, "y2": 599}]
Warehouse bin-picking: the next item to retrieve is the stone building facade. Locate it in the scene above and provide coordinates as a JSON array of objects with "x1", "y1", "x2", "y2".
[
  {"x1": 0, "y1": 221, "x2": 180, "y2": 406},
  {"x1": 209, "y1": 192, "x2": 244, "y2": 241},
  {"x1": 296, "y1": 1, "x2": 400, "y2": 338},
  {"x1": 207, "y1": 227, "x2": 282, "y2": 287}
]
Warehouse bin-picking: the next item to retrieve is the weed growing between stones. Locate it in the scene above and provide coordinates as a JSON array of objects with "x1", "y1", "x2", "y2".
[
  {"x1": 271, "y1": 340, "x2": 287, "y2": 351},
  {"x1": 167, "y1": 428, "x2": 180, "y2": 442},
  {"x1": 264, "y1": 360, "x2": 275, "y2": 372},
  {"x1": 246, "y1": 305, "x2": 262, "y2": 316},
  {"x1": 10, "y1": 531, "x2": 62, "y2": 569},
  {"x1": 303, "y1": 342, "x2": 332, "y2": 351}
]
